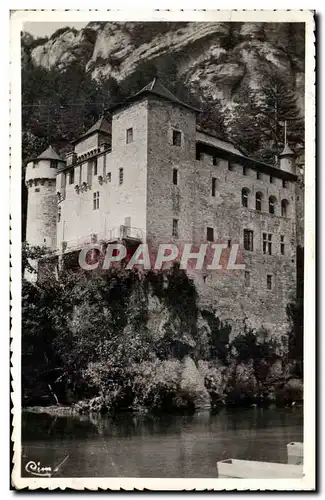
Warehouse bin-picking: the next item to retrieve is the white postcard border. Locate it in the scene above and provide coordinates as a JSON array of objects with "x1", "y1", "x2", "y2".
[{"x1": 10, "y1": 9, "x2": 315, "y2": 490}]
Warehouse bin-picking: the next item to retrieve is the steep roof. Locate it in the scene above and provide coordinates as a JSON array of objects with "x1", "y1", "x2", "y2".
[
  {"x1": 72, "y1": 117, "x2": 112, "y2": 144},
  {"x1": 36, "y1": 145, "x2": 64, "y2": 162},
  {"x1": 196, "y1": 129, "x2": 245, "y2": 158},
  {"x1": 113, "y1": 77, "x2": 199, "y2": 113},
  {"x1": 279, "y1": 144, "x2": 295, "y2": 157}
]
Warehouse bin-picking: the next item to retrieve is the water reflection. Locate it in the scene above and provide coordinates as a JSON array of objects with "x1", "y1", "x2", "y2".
[{"x1": 22, "y1": 407, "x2": 303, "y2": 478}]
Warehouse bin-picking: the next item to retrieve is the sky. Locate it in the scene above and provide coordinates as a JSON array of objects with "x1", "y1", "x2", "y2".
[{"x1": 23, "y1": 22, "x2": 88, "y2": 38}]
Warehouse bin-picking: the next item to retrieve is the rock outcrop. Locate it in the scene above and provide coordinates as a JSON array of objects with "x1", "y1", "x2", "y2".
[{"x1": 22, "y1": 21, "x2": 305, "y2": 113}]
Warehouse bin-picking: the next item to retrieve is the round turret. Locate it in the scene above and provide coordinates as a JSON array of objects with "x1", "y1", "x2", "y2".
[
  {"x1": 25, "y1": 146, "x2": 66, "y2": 249},
  {"x1": 279, "y1": 144, "x2": 295, "y2": 174}
]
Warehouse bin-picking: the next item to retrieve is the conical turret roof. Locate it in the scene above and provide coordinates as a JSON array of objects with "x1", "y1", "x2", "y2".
[
  {"x1": 279, "y1": 144, "x2": 294, "y2": 157},
  {"x1": 36, "y1": 145, "x2": 64, "y2": 162}
]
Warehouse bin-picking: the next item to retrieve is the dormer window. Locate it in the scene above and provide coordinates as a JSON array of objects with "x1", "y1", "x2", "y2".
[
  {"x1": 50, "y1": 160, "x2": 58, "y2": 169},
  {"x1": 172, "y1": 130, "x2": 182, "y2": 147},
  {"x1": 126, "y1": 128, "x2": 133, "y2": 144}
]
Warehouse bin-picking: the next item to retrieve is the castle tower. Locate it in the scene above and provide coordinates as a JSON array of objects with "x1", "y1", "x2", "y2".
[
  {"x1": 279, "y1": 143, "x2": 295, "y2": 174},
  {"x1": 25, "y1": 146, "x2": 66, "y2": 249}
]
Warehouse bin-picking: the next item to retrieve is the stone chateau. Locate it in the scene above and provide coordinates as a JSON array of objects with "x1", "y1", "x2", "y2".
[{"x1": 25, "y1": 78, "x2": 299, "y2": 337}]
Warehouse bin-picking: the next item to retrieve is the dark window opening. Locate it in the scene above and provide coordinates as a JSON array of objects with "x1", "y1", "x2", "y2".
[
  {"x1": 207, "y1": 227, "x2": 214, "y2": 242},
  {"x1": 50, "y1": 160, "x2": 58, "y2": 169},
  {"x1": 269, "y1": 196, "x2": 276, "y2": 214},
  {"x1": 93, "y1": 159, "x2": 98, "y2": 176},
  {"x1": 213, "y1": 156, "x2": 218, "y2": 166},
  {"x1": 126, "y1": 127, "x2": 133, "y2": 144},
  {"x1": 173, "y1": 169, "x2": 178, "y2": 185},
  {"x1": 281, "y1": 199, "x2": 288, "y2": 217},
  {"x1": 228, "y1": 239, "x2": 231, "y2": 248},
  {"x1": 172, "y1": 218, "x2": 179, "y2": 238},
  {"x1": 107, "y1": 172, "x2": 111, "y2": 182},
  {"x1": 267, "y1": 274, "x2": 272, "y2": 290},
  {"x1": 242, "y1": 188, "x2": 249, "y2": 207},
  {"x1": 256, "y1": 171, "x2": 261, "y2": 180},
  {"x1": 243, "y1": 229, "x2": 254, "y2": 251},
  {"x1": 68, "y1": 169, "x2": 74, "y2": 185},
  {"x1": 280, "y1": 235, "x2": 285, "y2": 255},
  {"x1": 93, "y1": 191, "x2": 100, "y2": 210},
  {"x1": 256, "y1": 192, "x2": 262, "y2": 211},
  {"x1": 270, "y1": 175, "x2": 274, "y2": 184},
  {"x1": 243, "y1": 166, "x2": 248, "y2": 176},
  {"x1": 173, "y1": 130, "x2": 182, "y2": 146},
  {"x1": 283, "y1": 179, "x2": 288, "y2": 188},
  {"x1": 119, "y1": 168, "x2": 124, "y2": 185},
  {"x1": 212, "y1": 177, "x2": 217, "y2": 197}
]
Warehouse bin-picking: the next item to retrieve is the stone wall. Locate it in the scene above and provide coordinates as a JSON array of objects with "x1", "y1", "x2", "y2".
[
  {"x1": 146, "y1": 98, "x2": 297, "y2": 337},
  {"x1": 56, "y1": 99, "x2": 148, "y2": 250},
  {"x1": 26, "y1": 180, "x2": 57, "y2": 248}
]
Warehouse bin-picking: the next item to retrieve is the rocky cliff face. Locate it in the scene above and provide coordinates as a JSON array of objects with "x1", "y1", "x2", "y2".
[{"x1": 22, "y1": 21, "x2": 305, "y2": 113}]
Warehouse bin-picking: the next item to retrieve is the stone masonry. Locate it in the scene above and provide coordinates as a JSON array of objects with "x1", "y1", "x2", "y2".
[{"x1": 25, "y1": 78, "x2": 299, "y2": 337}]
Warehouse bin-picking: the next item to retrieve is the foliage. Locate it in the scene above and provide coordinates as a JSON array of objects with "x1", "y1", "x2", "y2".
[
  {"x1": 229, "y1": 72, "x2": 304, "y2": 164},
  {"x1": 22, "y1": 247, "x2": 303, "y2": 411}
]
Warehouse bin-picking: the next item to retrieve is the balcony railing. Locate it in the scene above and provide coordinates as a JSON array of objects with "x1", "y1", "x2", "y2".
[{"x1": 59, "y1": 225, "x2": 143, "y2": 253}]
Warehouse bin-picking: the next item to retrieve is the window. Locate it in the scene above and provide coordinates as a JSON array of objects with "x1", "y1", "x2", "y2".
[
  {"x1": 107, "y1": 172, "x2": 111, "y2": 182},
  {"x1": 256, "y1": 192, "x2": 262, "y2": 211},
  {"x1": 172, "y1": 218, "x2": 179, "y2": 238},
  {"x1": 283, "y1": 179, "x2": 288, "y2": 188},
  {"x1": 280, "y1": 235, "x2": 285, "y2": 255},
  {"x1": 50, "y1": 160, "x2": 58, "y2": 169},
  {"x1": 245, "y1": 271, "x2": 250, "y2": 287},
  {"x1": 281, "y1": 199, "x2": 289, "y2": 217},
  {"x1": 228, "y1": 161, "x2": 234, "y2": 171},
  {"x1": 213, "y1": 156, "x2": 218, "y2": 166},
  {"x1": 93, "y1": 191, "x2": 100, "y2": 210},
  {"x1": 263, "y1": 233, "x2": 272, "y2": 255},
  {"x1": 35, "y1": 188, "x2": 40, "y2": 192},
  {"x1": 228, "y1": 239, "x2": 231, "y2": 248},
  {"x1": 172, "y1": 130, "x2": 182, "y2": 146},
  {"x1": 32, "y1": 161, "x2": 38, "y2": 168},
  {"x1": 243, "y1": 166, "x2": 248, "y2": 176},
  {"x1": 256, "y1": 171, "x2": 261, "y2": 180},
  {"x1": 270, "y1": 175, "x2": 274, "y2": 184},
  {"x1": 242, "y1": 188, "x2": 249, "y2": 207},
  {"x1": 126, "y1": 127, "x2": 133, "y2": 144},
  {"x1": 119, "y1": 168, "x2": 124, "y2": 185},
  {"x1": 243, "y1": 229, "x2": 254, "y2": 251},
  {"x1": 57, "y1": 206, "x2": 61, "y2": 222},
  {"x1": 212, "y1": 177, "x2": 217, "y2": 197},
  {"x1": 173, "y1": 168, "x2": 178, "y2": 185},
  {"x1": 68, "y1": 169, "x2": 74, "y2": 185},
  {"x1": 269, "y1": 196, "x2": 276, "y2": 214},
  {"x1": 207, "y1": 227, "x2": 214, "y2": 242},
  {"x1": 196, "y1": 148, "x2": 202, "y2": 160},
  {"x1": 93, "y1": 159, "x2": 98, "y2": 176},
  {"x1": 267, "y1": 274, "x2": 273, "y2": 290}
]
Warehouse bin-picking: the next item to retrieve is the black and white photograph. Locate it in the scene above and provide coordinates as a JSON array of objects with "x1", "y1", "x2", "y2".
[{"x1": 10, "y1": 9, "x2": 315, "y2": 490}]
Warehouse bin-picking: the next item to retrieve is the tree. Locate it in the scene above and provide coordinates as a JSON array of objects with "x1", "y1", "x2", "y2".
[
  {"x1": 229, "y1": 73, "x2": 304, "y2": 164},
  {"x1": 228, "y1": 82, "x2": 263, "y2": 155}
]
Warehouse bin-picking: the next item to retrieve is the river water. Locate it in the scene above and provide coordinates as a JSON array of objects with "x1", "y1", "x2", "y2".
[{"x1": 21, "y1": 407, "x2": 303, "y2": 478}]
